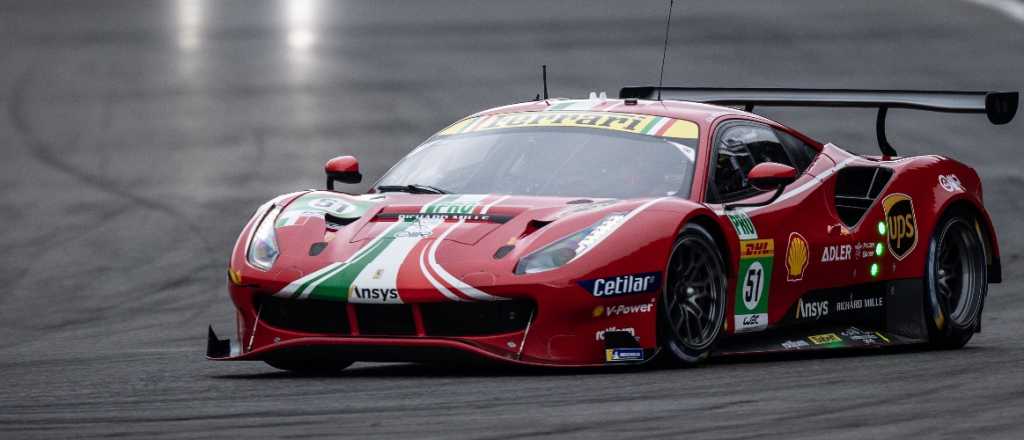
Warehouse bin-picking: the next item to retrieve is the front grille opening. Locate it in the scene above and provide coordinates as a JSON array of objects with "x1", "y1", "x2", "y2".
[
  {"x1": 421, "y1": 300, "x2": 534, "y2": 336},
  {"x1": 355, "y1": 305, "x2": 417, "y2": 335},
  {"x1": 255, "y1": 295, "x2": 349, "y2": 334},
  {"x1": 253, "y1": 295, "x2": 535, "y2": 338}
]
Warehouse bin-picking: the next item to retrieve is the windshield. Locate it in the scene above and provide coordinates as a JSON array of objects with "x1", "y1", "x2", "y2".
[{"x1": 376, "y1": 112, "x2": 699, "y2": 199}]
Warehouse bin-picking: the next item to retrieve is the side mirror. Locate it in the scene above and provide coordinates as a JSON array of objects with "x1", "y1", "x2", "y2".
[
  {"x1": 325, "y1": 155, "x2": 362, "y2": 190},
  {"x1": 747, "y1": 162, "x2": 797, "y2": 191},
  {"x1": 725, "y1": 162, "x2": 797, "y2": 211}
]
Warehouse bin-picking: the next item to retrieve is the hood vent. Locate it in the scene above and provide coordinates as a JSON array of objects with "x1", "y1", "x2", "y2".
[
  {"x1": 520, "y1": 219, "x2": 553, "y2": 239},
  {"x1": 834, "y1": 166, "x2": 893, "y2": 227},
  {"x1": 325, "y1": 213, "x2": 360, "y2": 228}
]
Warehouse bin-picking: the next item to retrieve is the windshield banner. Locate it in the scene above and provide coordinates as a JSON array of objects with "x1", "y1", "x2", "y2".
[{"x1": 439, "y1": 111, "x2": 699, "y2": 139}]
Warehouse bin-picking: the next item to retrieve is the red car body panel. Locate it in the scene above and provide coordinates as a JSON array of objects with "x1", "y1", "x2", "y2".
[{"x1": 212, "y1": 98, "x2": 1000, "y2": 367}]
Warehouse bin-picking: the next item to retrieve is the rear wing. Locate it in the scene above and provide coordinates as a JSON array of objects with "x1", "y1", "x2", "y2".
[{"x1": 618, "y1": 87, "x2": 1019, "y2": 156}]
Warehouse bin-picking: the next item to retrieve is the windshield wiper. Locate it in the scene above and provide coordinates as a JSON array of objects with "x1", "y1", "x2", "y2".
[{"x1": 376, "y1": 184, "x2": 451, "y2": 195}]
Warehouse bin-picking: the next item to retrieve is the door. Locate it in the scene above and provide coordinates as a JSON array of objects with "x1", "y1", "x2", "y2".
[{"x1": 704, "y1": 120, "x2": 839, "y2": 334}]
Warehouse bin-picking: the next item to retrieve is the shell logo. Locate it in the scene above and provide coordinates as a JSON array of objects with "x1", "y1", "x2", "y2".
[{"x1": 786, "y1": 232, "x2": 809, "y2": 282}]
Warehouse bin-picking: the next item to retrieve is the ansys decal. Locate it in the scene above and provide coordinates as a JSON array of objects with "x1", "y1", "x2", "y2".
[
  {"x1": 274, "y1": 195, "x2": 505, "y2": 303},
  {"x1": 734, "y1": 239, "x2": 774, "y2": 333},
  {"x1": 882, "y1": 193, "x2": 918, "y2": 261}
]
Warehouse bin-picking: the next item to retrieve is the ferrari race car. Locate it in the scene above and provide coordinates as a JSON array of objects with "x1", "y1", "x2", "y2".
[{"x1": 208, "y1": 87, "x2": 1018, "y2": 372}]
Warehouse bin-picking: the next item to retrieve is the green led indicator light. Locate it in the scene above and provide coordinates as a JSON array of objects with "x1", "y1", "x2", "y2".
[
  {"x1": 877, "y1": 221, "x2": 887, "y2": 236},
  {"x1": 870, "y1": 263, "x2": 880, "y2": 277},
  {"x1": 875, "y1": 242, "x2": 884, "y2": 256}
]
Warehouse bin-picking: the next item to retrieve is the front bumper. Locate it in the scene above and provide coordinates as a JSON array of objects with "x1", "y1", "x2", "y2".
[
  {"x1": 209, "y1": 281, "x2": 659, "y2": 367},
  {"x1": 206, "y1": 326, "x2": 641, "y2": 367}
]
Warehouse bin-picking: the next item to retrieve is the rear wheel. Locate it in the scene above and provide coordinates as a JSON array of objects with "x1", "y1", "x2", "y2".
[
  {"x1": 265, "y1": 358, "x2": 354, "y2": 374},
  {"x1": 925, "y1": 212, "x2": 987, "y2": 349},
  {"x1": 659, "y1": 224, "x2": 727, "y2": 365}
]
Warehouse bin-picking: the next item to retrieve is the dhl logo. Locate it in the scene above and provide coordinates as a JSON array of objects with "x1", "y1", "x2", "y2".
[{"x1": 740, "y1": 239, "x2": 774, "y2": 258}]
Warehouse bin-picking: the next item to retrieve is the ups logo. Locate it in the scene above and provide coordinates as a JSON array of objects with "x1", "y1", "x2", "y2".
[{"x1": 882, "y1": 193, "x2": 917, "y2": 260}]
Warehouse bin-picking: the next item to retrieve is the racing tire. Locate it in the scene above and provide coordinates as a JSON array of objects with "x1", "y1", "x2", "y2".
[
  {"x1": 265, "y1": 358, "x2": 354, "y2": 374},
  {"x1": 924, "y1": 211, "x2": 987, "y2": 349},
  {"x1": 659, "y1": 224, "x2": 728, "y2": 366}
]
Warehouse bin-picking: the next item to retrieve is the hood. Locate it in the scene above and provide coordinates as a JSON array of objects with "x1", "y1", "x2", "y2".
[{"x1": 265, "y1": 191, "x2": 646, "y2": 303}]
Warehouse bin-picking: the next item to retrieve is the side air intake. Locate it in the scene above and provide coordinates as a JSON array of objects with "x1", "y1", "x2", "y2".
[{"x1": 834, "y1": 167, "x2": 893, "y2": 227}]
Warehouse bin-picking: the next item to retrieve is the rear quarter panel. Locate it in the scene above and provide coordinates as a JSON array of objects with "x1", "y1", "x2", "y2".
[{"x1": 869, "y1": 154, "x2": 997, "y2": 281}]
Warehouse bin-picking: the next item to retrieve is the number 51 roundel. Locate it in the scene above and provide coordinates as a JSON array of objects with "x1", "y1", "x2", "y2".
[{"x1": 735, "y1": 239, "x2": 774, "y2": 333}]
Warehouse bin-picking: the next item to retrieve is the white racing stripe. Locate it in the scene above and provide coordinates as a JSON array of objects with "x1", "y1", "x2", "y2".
[
  {"x1": 276, "y1": 194, "x2": 509, "y2": 303},
  {"x1": 349, "y1": 218, "x2": 445, "y2": 304},
  {"x1": 274, "y1": 262, "x2": 342, "y2": 298},
  {"x1": 274, "y1": 220, "x2": 404, "y2": 299},
  {"x1": 480, "y1": 195, "x2": 510, "y2": 214},
  {"x1": 419, "y1": 242, "x2": 465, "y2": 301},
  {"x1": 298, "y1": 220, "x2": 408, "y2": 299},
  {"x1": 427, "y1": 220, "x2": 505, "y2": 301}
]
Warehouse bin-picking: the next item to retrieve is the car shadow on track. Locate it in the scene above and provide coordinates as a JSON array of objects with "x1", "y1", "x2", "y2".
[{"x1": 209, "y1": 343, "x2": 977, "y2": 379}]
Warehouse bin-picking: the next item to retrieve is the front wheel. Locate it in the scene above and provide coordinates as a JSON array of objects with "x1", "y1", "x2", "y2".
[
  {"x1": 659, "y1": 224, "x2": 728, "y2": 365},
  {"x1": 925, "y1": 212, "x2": 987, "y2": 349}
]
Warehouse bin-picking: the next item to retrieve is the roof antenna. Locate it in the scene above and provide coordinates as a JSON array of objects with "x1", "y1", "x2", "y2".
[
  {"x1": 542, "y1": 64, "x2": 549, "y2": 100},
  {"x1": 657, "y1": 0, "x2": 674, "y2": 101}
]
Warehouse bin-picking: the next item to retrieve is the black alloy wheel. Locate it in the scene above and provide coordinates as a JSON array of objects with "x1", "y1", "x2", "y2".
[
  {"x1": 660, "y1": 224, "x2": 727, "y2": 365},
  {"x1": 925, "y1": 212, "x2": 987, "y2": 349}
]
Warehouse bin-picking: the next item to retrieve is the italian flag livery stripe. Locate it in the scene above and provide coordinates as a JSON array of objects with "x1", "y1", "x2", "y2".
[{"x1": 274, "y1": 194, "x2": 503, "y2": 303}]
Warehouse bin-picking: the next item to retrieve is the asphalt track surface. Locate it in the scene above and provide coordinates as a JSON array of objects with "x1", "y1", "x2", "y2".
[{"x1": 2, "y1": 1, "x2": 1023, "y2": 438}]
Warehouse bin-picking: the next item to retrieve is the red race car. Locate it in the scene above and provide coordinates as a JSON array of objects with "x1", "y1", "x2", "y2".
[{"x1": 208, "y1": 87, "x2": 1017, "y2": 372}]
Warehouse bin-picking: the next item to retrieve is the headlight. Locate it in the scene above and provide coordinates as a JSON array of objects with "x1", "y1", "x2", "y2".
[
  {"x1": 246, "y1": 204, "x2": 281, "y2": 271},
  {"x1": 515, "y1": 213, "x2": 628, "y2": 274}
]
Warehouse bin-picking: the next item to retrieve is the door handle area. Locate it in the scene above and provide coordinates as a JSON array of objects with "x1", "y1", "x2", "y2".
[{"x1": 827, "y1": 224, "x2": 849, "y2": 237}]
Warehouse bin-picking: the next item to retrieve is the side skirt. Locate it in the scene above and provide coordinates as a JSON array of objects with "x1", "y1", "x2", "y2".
[{"x1": 713, "y1": 278, "x2": 929, "y2": 356}]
